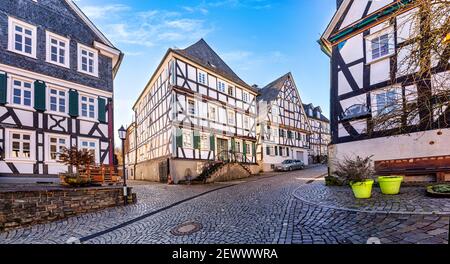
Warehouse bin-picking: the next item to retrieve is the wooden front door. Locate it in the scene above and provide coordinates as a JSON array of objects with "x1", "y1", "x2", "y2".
[{"x1": 217, "y1": 138, "x2": 229, "y2": 162}]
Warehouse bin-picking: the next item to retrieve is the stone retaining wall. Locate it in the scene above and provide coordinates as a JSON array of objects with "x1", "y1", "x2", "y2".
[{"x1": 0, "y1": 186, "x2": 134, "y2": 232}]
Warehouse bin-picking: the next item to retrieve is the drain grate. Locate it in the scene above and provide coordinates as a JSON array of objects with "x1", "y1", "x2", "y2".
[{"x1": 170, "y1": 222, "x2": 203, "y2": 236}]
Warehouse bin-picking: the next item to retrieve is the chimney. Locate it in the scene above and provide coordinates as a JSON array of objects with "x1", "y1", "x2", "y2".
[
  {"x1": 252, "y1": 84, "x2": 259, "y2": 89},
  {"x1": 337, "y1": 0, "x2": 344, "y2": 9}
]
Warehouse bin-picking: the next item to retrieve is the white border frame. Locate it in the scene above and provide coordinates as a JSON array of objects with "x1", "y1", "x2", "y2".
[
  {"x1": 46, "y1": 31, "x2": 71, "y2": 68},
  {"x1": 4, "y1": 128, "x2": 36, "y2": 163},
  {"x1": 77, "y1": 43, "x2": 99, "y2": 77},
  {"x1": 8, "y1": 17, "x2": 37, "y2": 59},
  {"x1": 45, "y1": 133, "x2": 70, "y2": 163}
]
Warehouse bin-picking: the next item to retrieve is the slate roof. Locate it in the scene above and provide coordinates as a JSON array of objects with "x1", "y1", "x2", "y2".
[
  {"x1": 303, "y1": 103, "x2": 330, "y2": 122},
  {"x1": 257, "y1": 72, "x2": 292, "y2": 102},
  {"x1": 172, "y1": 39, "x2": 256, "y2": 92}
]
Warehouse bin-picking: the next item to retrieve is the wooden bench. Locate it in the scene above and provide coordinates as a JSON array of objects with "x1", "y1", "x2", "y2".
[{"x1": 374, "y1": 155, "x2": 450, "y2": 182}]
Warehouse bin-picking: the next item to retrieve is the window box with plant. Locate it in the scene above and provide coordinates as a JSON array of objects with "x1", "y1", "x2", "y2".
[{"x1": 334, "y1": 156, "x2": 375, "y2": 199}]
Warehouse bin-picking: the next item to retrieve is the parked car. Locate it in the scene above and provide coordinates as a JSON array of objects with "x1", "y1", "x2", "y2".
[{"x1": 275, "y1": 160, "x2": 305, "y2": 171}]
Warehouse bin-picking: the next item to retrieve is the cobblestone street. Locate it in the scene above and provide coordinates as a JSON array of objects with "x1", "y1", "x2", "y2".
[{"x1": 0, "y1": 166, "x2": 448, "y2": 244}]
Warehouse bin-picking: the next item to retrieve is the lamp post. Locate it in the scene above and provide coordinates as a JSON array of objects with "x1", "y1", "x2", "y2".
[{"x1": 118, "y1": 125, "x2": 127, "y2": 205}]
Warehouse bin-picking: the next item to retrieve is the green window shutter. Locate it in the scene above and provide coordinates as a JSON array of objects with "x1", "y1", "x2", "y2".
[
  {"x1": 243, "y1": 140, "x2": 247, "y2": 159},
  {"x1": 0, "y1": 72, "x2": 7, "y2": 104},
  {"x1": 69, "y1": 90, "x2": 79, "y2": 117},
  {"x1": 252, "y1": 143, "x2": 256, "y2": 157},
  {"x1": 210, "y1": 134, "x2": 215, "y2": 151},
  {"x1": 275, "y1": 146, "x2": 278, "y2": 156},
  {"x1": 176, "y1": 128, "x2": 182, "y2": 148},
  {"x1": 98, "y1": 97, "x2": 106, "y2": 122},
  {"x1": 231, "y1": 138, "x2": 236, "y2": 152},
  {"x1": 34, "y1": 80, "x2": 46, "y2": 111},
  {"x1": 193, "y1": 131, "x2": 200, "y2": 149}
]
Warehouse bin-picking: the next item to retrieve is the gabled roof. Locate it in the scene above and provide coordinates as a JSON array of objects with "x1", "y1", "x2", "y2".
[
  {"x1": 258, "y1": 72, "x2": 292, "y2": 102},
  {"x1": 64, "y1": 0, "x2": 123, "y2": 75},
  {"x1": 172, "y1": 39, "x2": 255, "y2": 92}
]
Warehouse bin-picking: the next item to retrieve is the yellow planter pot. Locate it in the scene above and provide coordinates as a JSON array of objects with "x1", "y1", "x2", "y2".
[
  {"x1": 378, "y1": 176, "x2": 403, "y2": 195},
  {"x1": 350, "y1": 179, "x2": 374, "y2": 199}
]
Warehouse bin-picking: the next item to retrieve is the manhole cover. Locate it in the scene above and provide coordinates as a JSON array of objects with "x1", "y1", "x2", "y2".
[{"x1": 170, "y1": 222, "x2": 203, "y2": 236}]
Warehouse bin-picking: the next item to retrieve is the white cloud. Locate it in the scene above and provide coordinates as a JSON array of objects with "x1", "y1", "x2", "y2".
[{"x1": 81, "y1": 4, "x2": 131, "y2": 19}]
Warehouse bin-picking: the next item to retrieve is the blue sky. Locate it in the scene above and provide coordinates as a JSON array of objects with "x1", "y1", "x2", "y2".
[{"x1": 75, "y1": 0, "x2": 336, "y2": 140}]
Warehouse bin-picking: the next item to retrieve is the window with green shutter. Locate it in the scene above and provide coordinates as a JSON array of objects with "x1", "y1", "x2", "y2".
[
  {"x1": 193, "y1": 131, "x2": 200, "y2": 149},
  {"x1": 34, "y1": 80, "x2": 46, "y2": 111},
  {"x1": 0, "y1": 72, "x2": 7, "y2": 104},
  {"x1": 252, "y1": 142, "x2": 256, "y2": 157},
  {"x1": 210, "y1": 134, "x2": 215, "y2": 151},
  {"x1": 243, "y1": 140, "x2": 247, "y2": 159},
  {"x1": 69, "y1": 90, "x2": 79, "y2": 117},
  {"x1": 176, "y1": 128, "x2": 182, "y2": 148},
  {"x1": 98, "y1": 97, "x2": 106, "y2": 122},
  {"x1": 231, "y1": 138, "x2": 236, "y2": 152}
]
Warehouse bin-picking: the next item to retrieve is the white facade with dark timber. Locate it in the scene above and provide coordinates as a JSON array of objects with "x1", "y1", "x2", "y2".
[
  {"x1": 321, "y1": 0, "x2": 450, "y2": 181},
  {"x1": 0, "y1": 0, "x2": 122, "y2": 178},
  {"x1": 303, "y1": 103, "x2": 331, "y2": 160},
  {"x1": 126, "y1": 39, "x2": 258, "y2": 183},
  {"x1": 257, "y1": 73, "x2": 312, "y2": 171}
]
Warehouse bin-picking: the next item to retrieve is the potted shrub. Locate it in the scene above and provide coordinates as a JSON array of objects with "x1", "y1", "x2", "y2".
[
  {"x1": 58, "y1": 147, "x2": 95, "y2": 186},
  {"x1": 378, "y1": 176, "x2": 404, "y2": 195},
  {"x1": 334, "y1": 156, "x2": 375, "y2": 199}
]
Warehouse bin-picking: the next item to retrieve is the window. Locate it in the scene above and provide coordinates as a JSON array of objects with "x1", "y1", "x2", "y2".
[
  {"x1": 80, "y1": 95, "x2": 96, "y2": 119},
  {"x1": 8, "y1": 17, "x2": 36, "y2": 58},
  {"x1": 371, "y1": 34, "x2": 389, "y2": 60},
  {"x1": 374, "y1": 89, "x2": 399, "y2": 115},
  {"x1": 236, "y1": 141, "x2": 241, "y2": 153},
  {"x1": 279, "y1": 147, "x2": 284, "y2": 156},
  {"x1": 46, "y1": 32, "x2": 70, "y2": 68},
  {"x1": 341, "y1": 104, "x2": 369, "y2": 120},
  {"x1": 245, "y1": 143, "x2": 251, "y2": 154},
  {"x1": 243, "y1": 116, "x2": 249, "y2": 129},
  {"x1": 11, "y1": 79, "x2": 32, "y2": 107},
  {"x1": 242, "y1": 92, "x2": 249, "y2": 102},
  {"x1": 48, "y1": 136, "x2": 68, "y2": 161},
  {"x1": 48, "y1": 88, "x2": 67, "y2": 113},
  {"x1": 200, "y1": 133, "x2": 210, "y2": 150},
  {"x1": 80, "y1": 139, "x2": 97, "y2": 162},
  {"x1": 228, "y1": 110, "x2": 235, "y2": 125},
  {"x1": 188, "y1": 99, "x2": 196, "y2": 115},
  {"x1": 218, "y1": 81, "x2": 226, "y2": 93},
  {"x1": 10, "y1": 132, "x2": 32, "y2": 159},
  {"x1": 366, "y1": 27, "x2": 395, "y2": 63},
  {"x1": 182, "y1": 130, "x2": 193, "y2": 148},
  {"x1": 78, "y1": 44, "x2": 98, "y2": 76},
  {"x1": 208, "y1": 105, "x2": 216, "y2": 121},
  {"x1": 198, "y1": 72, "x2": 206, "y2": 85},
  {"x1": 228, "y1": 86, "x2": 234, "y2": 97}
]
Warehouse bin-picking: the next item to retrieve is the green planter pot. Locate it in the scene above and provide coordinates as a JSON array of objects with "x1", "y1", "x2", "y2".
[
  {"x1": 350, "y1": 179, "x2": 374, "y2": 199},
  {"x1": 378, "y1": 176, "x2": 403, "y2": 195}
]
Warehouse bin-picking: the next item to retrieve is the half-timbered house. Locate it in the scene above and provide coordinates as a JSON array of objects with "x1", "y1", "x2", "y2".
[
  {"x1": 0, "y1": 0, "x2": 122, "y2": 180},
  {"x1": 320, "y1": 0, "x2": 450, "y2": 182},
  {"x1": 256, "y1": 73, "x2": 311, "y2": 171},
  {"x1": 303, "y1": 103, "x2": 330, "y2": 163},
  {"x1": 127, "y1": 39, "x2": 258, "y2": 183}
]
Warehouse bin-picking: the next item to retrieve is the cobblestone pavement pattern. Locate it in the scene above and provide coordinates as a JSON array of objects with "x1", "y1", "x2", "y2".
[{"x1": 0, "y1": 166, "x2": 448, "y2": 244}]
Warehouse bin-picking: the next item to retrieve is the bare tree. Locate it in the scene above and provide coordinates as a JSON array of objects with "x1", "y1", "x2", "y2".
[{"x1": 370, "y1": 0, "x2": 449, "y2": 135}]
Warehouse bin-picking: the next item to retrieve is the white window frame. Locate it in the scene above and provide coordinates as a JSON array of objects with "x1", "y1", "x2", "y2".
[
  {"x1": 8, "y1": 17, "x2": 37, "y2": 58},
  {"x1": 200, "y1": 132, "x2": 210, "y2": 151},
  {"x1": 243, "y1": 115, "x2": 249, "y2": 130},
  {"x1": 187, "y1": 99, "x2": 196, "y2": 115},
  {"x1": 45, "y1": 133, "x2": 70, "y2": 163},
  {"x1": 242, "y1": 91, "x2": 249, "y2": 102},
  {"x1": 218, "y1": 80, "x2": 226, "y2": 93},
  {"x1": 198, "y1": 71, "x2": 207, "y2": 85},
  {"x1": 365, "y1": 26, "x2": 395, "y2": 64},
  {"x1": 228, "y1": 85, "x2": 234, "y2": 97},
  {"x1": 10, "y1": 77, "x2": 34, "y2": 109},
  {"x1": 78, "y1": 137, "x2": 99, "y2": 163},
  {"x1": 245, "y1": 142, "x2": 251, "y2": 155},
  {"x1": 47, "y1": 86, "x2": 68, "y2": 116},
  {"x1": 4, "y1": 129, "x2": 36, "y2": 162},
  {"x1": 208, "y1": 104, "x2": 217, "y2": 121},
  {"x1": 46, "y1": 31, "x2": 70, "y2": 68},
  {"x1": 371, "y1": 86, "x2": 402, "y2": 117},
  {"x1": 79, "y1": 93, "x2": 97, "y2": 120},
  {"x1": 227, "y1": 110, "x2": 235, "y2": 125},
  {"x1": 77, "y1": 43, "x2": 99, "y2": 77},
  {"x1": 182, "y1": 129, "x2": 193, "y2": 149}
]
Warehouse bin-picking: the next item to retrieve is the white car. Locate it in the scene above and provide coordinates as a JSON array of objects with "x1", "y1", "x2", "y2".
[{"x1": 275, "y1": 160, "x2": 305, "y2": 171}]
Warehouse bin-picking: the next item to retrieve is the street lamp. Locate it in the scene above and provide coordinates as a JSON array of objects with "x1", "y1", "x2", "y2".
[{"x1": 118, "y1": 125, "x2": 127, "y2": 205}]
